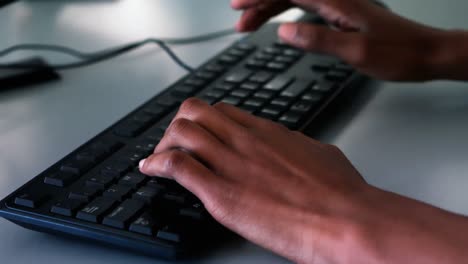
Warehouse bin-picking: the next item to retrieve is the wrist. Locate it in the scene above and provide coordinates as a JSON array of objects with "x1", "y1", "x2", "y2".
[{"x1": 430, "y1": 29, "x2": 468, "y2": 80}]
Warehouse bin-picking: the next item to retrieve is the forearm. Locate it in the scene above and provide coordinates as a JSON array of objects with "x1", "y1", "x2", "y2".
[
  {"x1": 299, "y1": 186, "x2": 468, "y2": 264},
  {"x1": 432, "y1": 30, "x2": 468, "y2": 81}
]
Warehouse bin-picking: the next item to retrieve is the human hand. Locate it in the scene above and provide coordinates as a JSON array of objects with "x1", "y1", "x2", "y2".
[
  {"x1": 231, "y1": 0, "x2": 452, "y2": 81},
  {"x1": 139, "y1": 98, "x2": 376, "y2": 263}
]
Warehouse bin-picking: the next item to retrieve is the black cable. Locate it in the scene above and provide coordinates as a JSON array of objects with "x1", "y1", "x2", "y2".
[{"x1": 0, "y1": 28, "x2": 238, "y2": 72}]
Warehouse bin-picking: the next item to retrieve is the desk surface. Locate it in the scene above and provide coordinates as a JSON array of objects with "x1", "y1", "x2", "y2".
[{"x1": 0, "y1": 1, "x2": 467, "y2": 263}]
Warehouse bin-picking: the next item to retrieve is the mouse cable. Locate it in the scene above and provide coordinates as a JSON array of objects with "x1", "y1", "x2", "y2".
[{"x1": 0, "y1": 28, "x2": 238, "y2": 73}]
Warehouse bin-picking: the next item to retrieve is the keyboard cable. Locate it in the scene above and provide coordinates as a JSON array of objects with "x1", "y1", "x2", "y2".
[{"x1": 0, "y1": 28, "x2": 238, "y2": 73}]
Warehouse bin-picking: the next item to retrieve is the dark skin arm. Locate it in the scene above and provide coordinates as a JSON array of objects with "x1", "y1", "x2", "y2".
[
  {"x1": 140, "y1": 99, "x2": 468, "y2": 263},
  {"x1": 233, "y1": 0, "x2": 468, "y2": 81},
  {"x1": 139, "y1": 1, "x2": 468, "y2": 263}
]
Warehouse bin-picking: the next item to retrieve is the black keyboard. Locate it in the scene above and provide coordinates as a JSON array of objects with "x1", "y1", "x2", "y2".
[{"x1": 0, "y1": 17, "x2": 368, "y2": 259}]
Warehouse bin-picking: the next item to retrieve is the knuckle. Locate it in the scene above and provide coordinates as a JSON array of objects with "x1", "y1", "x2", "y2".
[
  {"x1": 167, "y1": 118, "x2": 193, "y2": 138},
  {"x1": 179, "y1": 97, "x2": 204, "y2": 115},
  {"x1": 163, "y1": 151, "x2": 188, "y2": 173}
]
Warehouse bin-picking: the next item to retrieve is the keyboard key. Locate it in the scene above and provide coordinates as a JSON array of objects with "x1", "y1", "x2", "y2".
[
  {"x1": 240, "y1": 82, "x2": 260, "y2": 91},
  {"x1": 260, "y1": 105, "x2": 285, "y2": 118},
  {"x1": 235, "y1": 42, "x2": 256, "y2": 52},
  {"x1": 134, "y1": 140, "x2": 157, "y2": 154},
  {"x1": 198, "y1": 95, "x2": 218, "y2": 105},
  {"x1": 157, "y1": 225, "x2": 183, "y2": 243},
  {"x1": 264, "y1": 75, "x2": 294, "y2": 91},
  {"x1": 311, "y1": 80, "x2": 336, "y2": 93},
  {"x1": 249, "y1": 71, "x2": 273, "y2": 83},
  {"x1": 119, "y1": 172, "x2": 146, "y2": 188},
  {"x1": 280, "y1": 80, "x2": 311, "y2": 98},
  {"x1": 133, "y1": 186, "x2": 161, "y2": 204},
  {"x1": 144, "y1": 103, "x2": 167, "y2": 117},
  {"x1": 224, "y1": 69, "x2": 252, "y2": 84},
  {"x1": 130, "y1": 212, "x2": 160, "y2": 236},
  {"x1": 114, "y1": 120, "x2": 150, "y2": 138},
  {"x1": 146, "y1": 179, "x2": 168, "y2": 190},
  {"x1": 172, "y1": 85, "x2": 199, "y2": 97},
  {"x1": 311, "y1": 63, "x2": 332, "y2": 72},
  {"x1": 291, "y1": 100, "x2": 315, "y2": 113},
  {"x1": 325, "y1": 70, "x2": 349, "y2": 81},
  {"x1": 221, "y1": 96, "x2": 243, "y2": 106},
  {"x1": 278, "y1": 112, "x2": 303, "y2": 129},
  {"x1": 230, "y1": 89, "x2": 252, "y2": 98},
  {"x1": 68, "y1": 185, "x2": 101, "y2": 202},
  {"x1": 263, "y1": 46, "x2": 281, "y2": 55},
  {"x1": 76, "y1": 197, "x2": 117, "y2": 223},
  {"x1": 44, "y1": 171, "x2": 78, "y2": 187},
  {"x1": 14, "y1": 193, "x2": 47, "y2": 208},
  {"x1": 253, "y1": 90, "x2": 275, "y2": 100},
  {"x1": 103, "y1": 199, "x2": 145, "y2": 229},
  {"x1": 179, "y1": 202, "x2": 205, "y2": 220},
  {"x1": 204, "y1": 63, "x2": 225, "y2": 74},
  {"x1": 239, "y1": 105, "x2": 257, "y2": 114},
  {"x1": 103, "y1": 184, "x2": 133, "y2": 202},
  {"x1": 274, "y1": 56, "x2": 296, "y2": 64},
  {"x1": 227, "y1": 48, "x2": 246, "y2": 57},
  {"x1": 184, "y1": 77, "x2": 206, "y2": 88},
  {"x1": 86, "y1": 174, "x2": 114, "y2": 189},
  {"x1": 243, "y1": 98, "x2": 267, "y2": 108},
  {"x1": 195, "y1": 71, "x2": 216, "y2": 81},
  {"x1": 271, "y1": 97, "x2": 294, "y2": 107},
  {"x1": 246, "y1": 59, "x2": 267, "y2": 69},
  {"x1": 60, "y1": 158, "x2": 94, "y2": 176},
  {"x1": 100, "y1": 161, "x2": 132, "y2": 179},
  {"x1": 163, "y1": 192, "x2": 187, "y2": 204},
  {"x1": 51, "y1": 199, "x2": 84, "y2": 217},
  {"x1": 214, "y1": 82, "x2": 236, "y2": 91},
  {"x1": 218, "y1": 54, "x2": 238, "y2": 65},
  {"x1": 266, "y1": 62, "x2": 288, "y2": 71},
  {"x1": 204, "y1": 89, "x2": 226, "y2": 99},
  {"x1": 254, "y1": 52, "x2": 274, "y2": 61},
  {"x1": 119, "y1": 151, "x2": 146, "y2": 167},
  {"x1": 283, "y1": 48, "x2": 303, "y2": 57},
  {"x1": 302, "y1": 92, "x2": 323, "y2": 102}
]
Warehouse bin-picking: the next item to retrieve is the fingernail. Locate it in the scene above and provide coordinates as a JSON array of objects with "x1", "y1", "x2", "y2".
[
  {"x1": 139, "y1": 159, "x2": 146, "y2": 169},
  {"x1": 278, "y1": 23, "x2": 298, "y2": 43}
]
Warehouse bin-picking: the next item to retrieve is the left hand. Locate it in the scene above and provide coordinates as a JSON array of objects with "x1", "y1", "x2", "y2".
[{"x1": 139, "y1": 98, "x2": 375, "y2": 263}]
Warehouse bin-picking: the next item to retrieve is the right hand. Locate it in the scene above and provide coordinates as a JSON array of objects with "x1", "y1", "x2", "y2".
[{"x1": 231, "y1": 0, "x2": 452, "y2": 81}]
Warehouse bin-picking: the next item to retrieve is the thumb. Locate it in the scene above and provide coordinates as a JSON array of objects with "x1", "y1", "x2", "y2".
[{"x1": 278, "y1": 23, "x2": 365, "y2": 64}]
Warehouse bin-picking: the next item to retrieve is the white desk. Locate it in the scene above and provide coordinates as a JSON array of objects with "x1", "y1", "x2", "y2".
[{"x1": 0, "y1": 1, "x2": 467, "y2": 263}]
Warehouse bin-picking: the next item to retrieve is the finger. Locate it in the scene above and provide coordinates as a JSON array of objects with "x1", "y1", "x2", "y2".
[
  {"x1": 171, "y1": 98, "x2": 247, "y2": 147},
  {"x1": 278, "y1": 22, "x2": 364, "y2": 64},
  {"x1": 155, "y1": 118, "x2": 236, "y2": 170},
  {"x1": 139, "y1": 150, "x2": 227, "y2": 202},
  {"x1": 231, "y1": 0, "x2": 281, "y2": 10},
  {"x1": 213, "y1": 102, "x2": 289, "y2": 133},
  {"x1": 236, "y1": 3, "x2": 292, "y2": 32}
]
